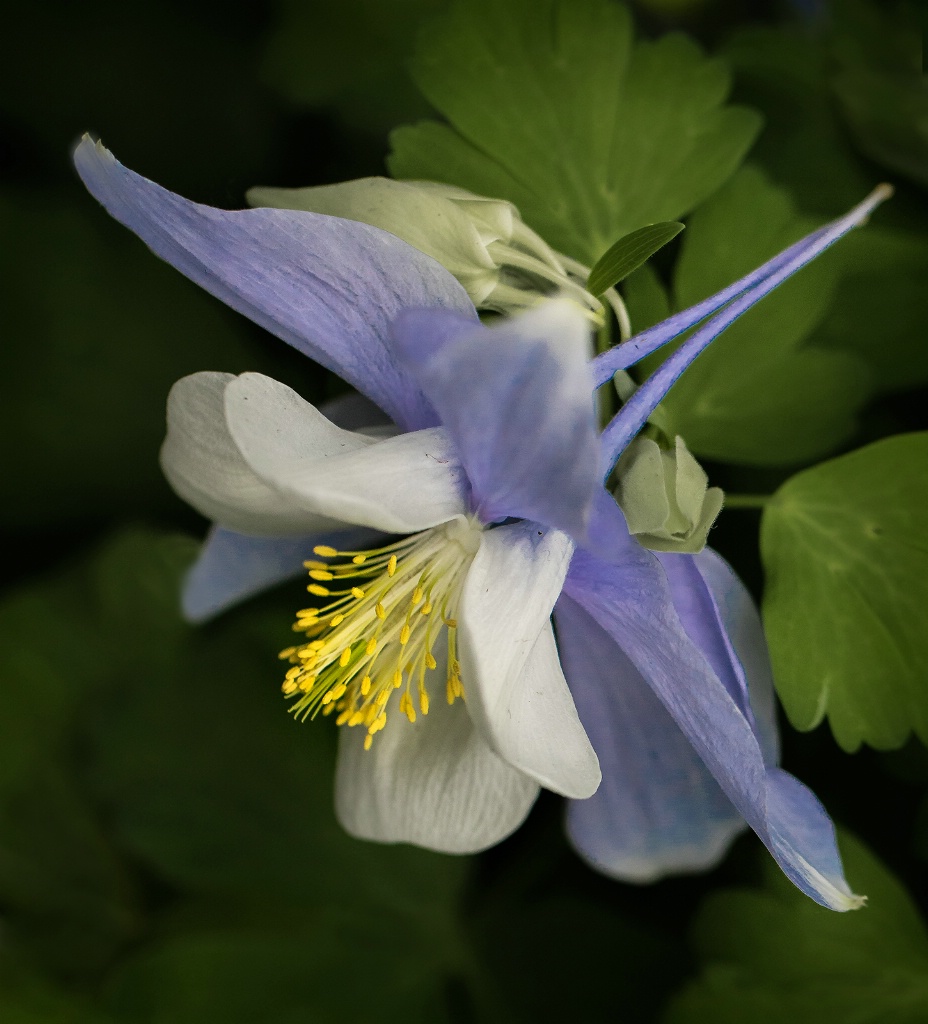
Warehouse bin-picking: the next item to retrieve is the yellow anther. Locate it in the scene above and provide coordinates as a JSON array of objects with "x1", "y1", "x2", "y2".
[
  {"x1": 352, "y1": 554, "x2": 367, "y2": 565},
  {"x1": 351, "y1": 586, "x2": 365, "y2": 599},
  {"x1": 348, "y1": 711, "x2": 365, "y2": 727},
  {"x1": 285, "y1": 666, "x2": 300, "y2": 680},
  {"x1": 330, "y1": 682, "x2": 347, "y2": 701},
  {"x1": 307, "y1": 584, "x2": 330, "y2": 597},
  {"x1": 330, "y1": 614, "x2": 345, "y2": 627},
  {"x1": 388, "y1": 555, "x2": 397, "y2": 577},
  {"x1": 400, "y1": 624, "x2": 411, "y2": 645},
  {"x1": 339, "y1": 647, "x2": 352, "y2": 668},
  {"x1": 364, "y1": 734, "x2": 373, "y2": 750},
  {"x1": 425, "y1": 652, "x2": 437, "y2": 670},
  {"x1": 321, "y1": 689, "x2": 335, "y2": 705},
  {"x1": 299, "y1": 677, "x2": 314, "y2": 693},
  {"x1": 445, "y1": 617, "x2": 458, "y2": 628},
  {"x1": 366, "y1": 637, "x2": 377, "y2": 656},
  {"x1": 402, "y1": 695, "x2": 416, "y2": 723},
  {"x1": 447, "y1": 678, "x2": 456, "y2": 705},
  {"x1": 421, "y1": 602, "x2": 433, "y2": 615},
  {"x1": 313, "y1": 545, "x2": 339, "y2": 557},
  {"x1": 393, "y1": 670, "x2": 403, "y2": 688},
  {"x1": 412, "y1": 586, "x2": 424, "y2": 605},
  {"x1": 374, "y1": 712, "x2": 388, "y2": 732},
  {"x1": 322, "y1": 701, "x2": 337, "y2": 716},
  {"x1": 282, "y1": 680, "x2": 298, "y2": 695},
  {"x1": 308, "y1": 569, "x2": 334, "y2": 581},
  {"x1": 419, "y1": 690, "x2": 430, "y2": 715},
  {"x1": 279, "y1": 646, "x2": 297, "y2": 660},
  {"x1": 375, "y1": 602, "x2": 386, "y2": 620},
  {"x1": 365, "y1": 703, "x2": 378, "y2": 726},
  {"x1": 309, "y1": 640, "x2": 325, "y2": 650},
  {"x1": 302, "y1": 560, "x2": 327, "y2": 570},
  {"x1": 336, "y1": 708, "x2": 353, "y2": 726},
  {"x1": 377, "y1": 688, "x2": 391, "y2": 706},
  {"x1": 361, "y1": 675, "x2": 372, "y2": 696}
]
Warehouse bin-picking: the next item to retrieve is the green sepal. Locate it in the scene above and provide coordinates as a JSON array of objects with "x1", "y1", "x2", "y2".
[
  {"x1": 587, "y1": 221, "x2": 684, "y2": 296},
  {"x1": 761, "y1": 433, "x2": 928, "y2": 752}
]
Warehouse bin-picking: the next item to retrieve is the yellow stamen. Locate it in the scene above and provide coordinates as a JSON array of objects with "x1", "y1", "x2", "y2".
[{"x1": 282, "y1": 520, "x2": 481, "y2": 747}]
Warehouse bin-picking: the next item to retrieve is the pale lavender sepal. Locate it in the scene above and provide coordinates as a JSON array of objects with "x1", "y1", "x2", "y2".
[
  {"x1": 555, "y1": 594, "x2": 746, "y2": 882},
  {"x1": 390, "y1": 308, "x2": 598, "y2": 538},
  {"x1": 182, "y1": 525, "x2": 381, "y2": 623},
  {"x1": 562, "y1": 542, "x2": 859, "y2": 909},
  {"x1": 595, "y1": 185, "x2": 892, "y2": 476},
  {"x1": 686, "y1": 548, "x2": 780, "y2": 766},
  {"x1": 72, "y1": 137, "x2": 478, "y2": 432}
]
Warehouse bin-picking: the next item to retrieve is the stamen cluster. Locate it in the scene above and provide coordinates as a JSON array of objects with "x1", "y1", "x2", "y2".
[{"x1": 279, "y1": 519, "x2": 481, "y2": 750}]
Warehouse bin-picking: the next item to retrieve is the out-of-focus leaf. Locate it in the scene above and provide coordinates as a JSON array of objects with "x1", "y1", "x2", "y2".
[
  {"x1": 587, "y1": 221, "x2": 684, "y2": 296},
  {"x1": 0, "y1": 192, "x2": 275, "y2": 530},
  {"x1": 0, "y1": 0, "x2": 275, "y2": 195},
  {"x1": 724, "y1": 26, "x2": 874, "y2": 215},
  {"x1": 475, "y1": 892, "x2": 682, "y2": 1024},
  {"x1": 389, "y1": 0, "x2": 760, "y2": 265},
  {"x1": 663, "y1": 831, "x2": 928, "y2": 1024},
  {"x1": 761, "y1": 434, "x2": 928, "y2": 751},
  {"x1": 0, "y1": 944, "x2": 114, "y2": 1024},
  {"x1": 261, "y1": 0, "x2": 446, "y2": 134},
  {"x1": 0, "y1": 770, "x2": 139, "y2": 982},
  {"x1": 103, "y1": 914, "x2": 461, "y2": 1024},
  {"x1": 807, "y1": 225, "x2": 928, "y2": 394},
  {"x1": 830, "y1": 0, "x2": 928, "y2": 191},
  {"x1": 639, "y1": 165, "x2": 872, "y2": 465}
]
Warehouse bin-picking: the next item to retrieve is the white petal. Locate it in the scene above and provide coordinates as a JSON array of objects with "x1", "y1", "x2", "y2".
[
  {"x1": 457, "y1": 523, "x2": 600, "y2": 798},
  {"x1": 225, "y1": 373, "x2": 469, "y2": 534},
  {"x1": 160, "y1": 372, "x2": 352, "y2": 535},
  {"x1": 334, "y1": 675, "x2": 539, "y2": 854}
]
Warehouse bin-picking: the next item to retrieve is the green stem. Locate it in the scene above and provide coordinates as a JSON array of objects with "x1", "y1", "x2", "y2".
[
  {"x1": 724, "y1": 493, "x2": 772, "y2": 510},
  {"x1": 596, "y1": 314, "x2": 616, "y2": 428}
]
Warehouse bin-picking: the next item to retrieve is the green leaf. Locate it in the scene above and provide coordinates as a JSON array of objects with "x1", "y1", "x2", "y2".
[
  {"x1": 724, "y1": 27, "x2": 875, "y2": 216},
  {"x1": 760, "y1": 433, "x2": 928, "y2": 751},
  {"x1": 587, "y1": 221, "x2": 684, "y2": 296},
  {"x1": 0, "y1": 944, "x2": 114, "y2": 1024},
  {"x1": 639, "y1": 165, "x2": 872, "y2": 466},
  {"x1": 807, "y1": 225, "x2": 928, "y2": 394},
  {"x1": 104, "y1": 915, "x2": 460, "y2": 1024},
  {"x1": 830, "y1": 0, "x2": 928, "y2": 191},
  {"x1": 663, "y1": 831, "x2": 928, "y2": 1024},
  {"x1": 261, "y1": 0, "x2": 446, "y2": 134},
  {"x1": 388, "y1": 0, "x2": 760, "y2": 265}
]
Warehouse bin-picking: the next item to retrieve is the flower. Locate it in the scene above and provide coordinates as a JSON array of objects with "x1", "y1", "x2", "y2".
[{"x1": 74, "y1": 135, "x2": 886, "y2": 908}]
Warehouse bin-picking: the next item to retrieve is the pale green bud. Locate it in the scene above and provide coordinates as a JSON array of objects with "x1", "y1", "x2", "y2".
[
  {"x1": 614, "y1": 435, "x2": 724, "y2": 554},
  {"x1": 246, "y1": 177, "x2": 604, "y2": 320}
]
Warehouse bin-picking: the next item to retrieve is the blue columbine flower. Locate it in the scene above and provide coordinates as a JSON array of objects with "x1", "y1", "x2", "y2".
[{"x1": 74, "y1": 135, "x2": 884, "y2": 909}]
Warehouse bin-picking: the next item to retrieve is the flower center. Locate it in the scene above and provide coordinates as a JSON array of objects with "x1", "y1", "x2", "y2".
[{"x1": 279, "y1": 517, "x2": 482, "y2": 750}]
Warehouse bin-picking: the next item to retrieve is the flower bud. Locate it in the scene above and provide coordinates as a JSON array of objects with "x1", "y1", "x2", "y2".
[
  {"x1": 614, "y1": 435, "x2": 723, "y2": 553},
  {"x1": 247, "y1": 177, "x2": 604, "y2": 320}
]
